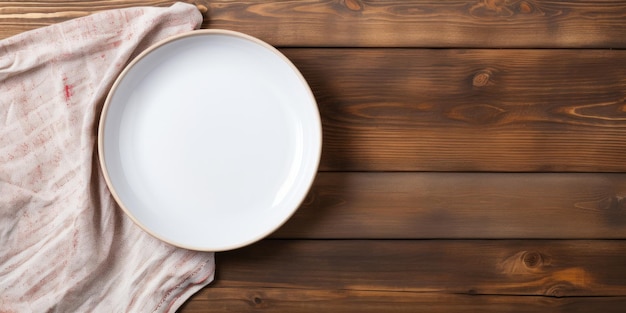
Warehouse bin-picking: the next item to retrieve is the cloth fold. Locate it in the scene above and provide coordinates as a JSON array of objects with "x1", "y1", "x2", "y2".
[{"x1": 0, "y1": 3, "x2": 214, "y2": 312}]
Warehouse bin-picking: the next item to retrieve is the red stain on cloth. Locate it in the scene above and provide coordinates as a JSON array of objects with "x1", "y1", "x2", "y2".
[
  {"x1": 64, "y1": 84, "x2": 72, "y2": 101},
  {"x1": 62, "y1": 76, "x2": 73, "y2": 102},
  {"x1": 0, "y1": 3, "x2": 213, "y2": 312}
]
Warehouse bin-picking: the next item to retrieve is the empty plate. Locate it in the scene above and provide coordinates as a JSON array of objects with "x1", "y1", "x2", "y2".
[{"x1": 98, "y1": 29, "x2": 322, "y2": 251}]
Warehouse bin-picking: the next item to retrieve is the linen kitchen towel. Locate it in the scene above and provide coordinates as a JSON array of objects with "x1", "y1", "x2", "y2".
[{"x1": 0, "y1": 3, "x2": 214, "y2": 312}]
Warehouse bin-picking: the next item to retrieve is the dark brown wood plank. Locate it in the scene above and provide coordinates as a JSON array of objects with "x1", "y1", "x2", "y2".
[
  {"x1": 181, "y1": 289, "x2": 626, "y2": 313},
  {"x1": 272, "y1": 172, "x2": 626, "y2": 239},
  {"x1": 282, "y1": 48, "x2": 626, "y2": 172},
  {"x1": 3, "y1": 1, "x2": 626, "y2": 48},
  {"x1": 210, "y1": 240, "x2": 626, "y2": 297},
  {"x1": 207, "y1": 0, "x2": 626, "y2": 48}
]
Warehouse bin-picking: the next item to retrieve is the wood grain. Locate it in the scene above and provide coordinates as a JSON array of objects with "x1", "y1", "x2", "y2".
[
  {"x1": 180, "y1": 289, "x2": 626, "y2": 313},
  {"x1": 195, "y1": 240, "x2": 626, "y2": 296},
  {"x1": 205, "y1": 0, "x2": 626, "y2": 48},
  {"x1": 3, "y1": 1, "x2": 626, "y2": 48},
  {"x1": 272, "y1": 172, "x2": 626, "y2": 239},
  {"x1": 281, "y1": 48, "x2": 626, "y2": 172}
]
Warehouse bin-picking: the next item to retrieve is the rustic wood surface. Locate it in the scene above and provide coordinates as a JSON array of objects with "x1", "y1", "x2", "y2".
[
  {"x1": 181, "y1": 291, "x2": 626, "y2": 313},
  {"x1": 207, "y1": 240, "x2": 626, "y2": 296},
  {"x1": 178, "y1": 240, "x2": 626, "y2": 312},
  {"x1": 283, "y1": 48, "x2": 626, "y2": 171},
  {"x1": 3, "y1": 1, "x2": 626, "y2": 312},
  {"x1": 2, "y1": 0, "x2": 626, "y2": 48},
  {"x1": 272, "y1": 172, "x2": 626, "y2": 239}
]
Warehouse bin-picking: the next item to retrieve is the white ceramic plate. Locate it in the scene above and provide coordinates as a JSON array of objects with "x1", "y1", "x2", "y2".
[{"x1": 98, "y1": 30, "x2": 321, "y2": 251}]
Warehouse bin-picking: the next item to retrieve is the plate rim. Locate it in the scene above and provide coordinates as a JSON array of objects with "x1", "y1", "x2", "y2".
[{"x1": 97, "y1": 29, "x2": 322, "y2": 251}]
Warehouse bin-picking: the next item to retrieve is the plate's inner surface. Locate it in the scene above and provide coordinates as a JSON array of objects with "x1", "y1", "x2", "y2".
[{"x1": 100, "y1": 31, "x2": 321, "y2": 251}]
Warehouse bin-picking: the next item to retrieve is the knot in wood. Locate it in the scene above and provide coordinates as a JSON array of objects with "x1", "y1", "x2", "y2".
[
  {"x1": 522, "y1": 251, "x2": 543, "y2": 268},
  {"x1": 546, "y1": 282, "x2": 575, "y2": 298},
  {"x1": 195, "y1": 4, "x2": 208, "y2": 14},
  {"x1": 344, "y1": 0, "x2": 364, "y2": 11},
  {"x1": 519, "y1": 1, "x2": 532, "y2": 13},
  {"x1": 253, "y1": 297, "x2": 263, "y2": 305},
  {"x1": 481, "y1": 0, "x2": 508, "y2": 13},
  {"x1": 472, "y1": 71, "x2": 491, "y2": 87}
]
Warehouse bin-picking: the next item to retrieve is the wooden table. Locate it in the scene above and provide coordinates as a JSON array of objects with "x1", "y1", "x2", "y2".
[{"x1": 5, "y1": 1, "x2": 626, "y2": 312}]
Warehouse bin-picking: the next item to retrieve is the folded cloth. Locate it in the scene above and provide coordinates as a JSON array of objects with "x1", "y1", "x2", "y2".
[{"x1": 0, "y1": 3, "x2": 214, "y2": 312}]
